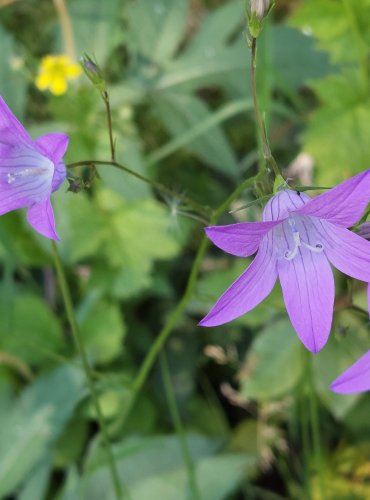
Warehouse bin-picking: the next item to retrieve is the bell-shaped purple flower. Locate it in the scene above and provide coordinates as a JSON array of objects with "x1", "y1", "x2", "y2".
[
  {"x1": 199, "y1": 170, "x2": 370, "y2": 353},
  {"x1": 0, "y1": 96, "x2": 68, "y2": 239},
  {"x1": 330, "y1": 349, "x2": 370, "y2": 394}
]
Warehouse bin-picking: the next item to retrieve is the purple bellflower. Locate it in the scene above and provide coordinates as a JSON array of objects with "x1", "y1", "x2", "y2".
[
  {"x1": 199, "y1": 170, "x2": 370, "y2": 353},
  {"x1": 330, "y1": 349, "x2": 370, "y2": 394},
  {"x1": 329, "y1": 226, "x2": 370, "y2": 394},
  {"x1": 0, "y1": 96, "x2": 68, "y2": 240}
]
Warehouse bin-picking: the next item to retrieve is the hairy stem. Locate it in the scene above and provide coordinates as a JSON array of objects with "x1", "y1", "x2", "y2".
[
  {"x1": 251, "y1": 37, "x2": 280, "y2": 178},
  {"x1": 51, "y1": 242, "x2": 126, "y2": 500},
  {"x1": 160, "y1": 352, "x2": 201, "y2": 500},
  {"x1": 67, "y1": 159, "x2": 212, "y2": 217}
]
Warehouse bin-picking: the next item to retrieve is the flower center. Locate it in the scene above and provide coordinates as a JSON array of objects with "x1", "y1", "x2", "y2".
[
  {"x1": 7, "y1": 167, "x2": 50, "y2": 185},
  {"x1": 284, "y1": 217, "x2": 323, "y2": 261}
]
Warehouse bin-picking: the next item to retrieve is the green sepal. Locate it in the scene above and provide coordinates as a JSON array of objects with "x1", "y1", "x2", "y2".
[{"x1": 273, "y1": 174, "x2": 288, "y2": 193}]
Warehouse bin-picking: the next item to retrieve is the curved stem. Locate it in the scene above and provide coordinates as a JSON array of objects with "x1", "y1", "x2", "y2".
[
  {"x1": 250, "y1": 37, "x2": 280, "y2": 178},
  {"x1": 51, "y1": 242, "x2": 126, "y2": 500},
  {"x1": 160, "y1": 352, "x2": 201, "y2": 500},
  {"x1": 67, "y1": 159, "x2": 212, "y2": 217},
  {"x1": 117, "y1": 172, "x2": 262, "y2": 428}
]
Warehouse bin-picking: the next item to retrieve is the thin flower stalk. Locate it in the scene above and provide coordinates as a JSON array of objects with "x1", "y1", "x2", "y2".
[{"x1": 52, "y1": 242, "x2": 126, "y2": 500}]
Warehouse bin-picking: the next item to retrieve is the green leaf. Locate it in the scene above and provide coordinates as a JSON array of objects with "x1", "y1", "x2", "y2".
[
  {"x1": 0, "y1": 211, "x2": 50, "y2": 267},
  {"x1": 53, "y1": 190, "x2": 107, "y2": 264},
  {"x1": 289, "y1": 0, "x2": 370, "y2": 64},
  {"x1": 271, "y1": 25, "x2": 331, "y2": 90},
  {"x1": 240, "y1": 319, "x2": 304, "y2": 400},
  {"x1": 95, "y1": 190, "x2": 181, "y2": 299},
  {"x1": 0, "y1": 25, "x2": 27, "y2": 118},
  {"x1": 61, "y1": 0, "x2": 122, "y2": 63},
  {"x1": 0, "y1": 365, "x2": 84, "y2": 497},
  {"x1": 153, "y1": 93, "x2": 239, "y2": 177},
  {"x1": 53, "y1": 418, "x2": 88, "y2": 468},
  {"x1": 126, "y1": 0, "x2": 188, "y2": 65},
  {"x1": 0, "y1": 293, "x2": 64, "y2": 366},
  {"x1": 18, "y1": 458, "x2": 51, "y2": 500},
  {"x1": 301, "y1": 72, "x2": 370, "y2": 184},
  {"x1": 73, "y1": 434, "x2": 256, "y2": 500},
  {"x1": 156, "y1": 38, "x2": 248, "y2": 94},
  {"x1": 78, "y1": 298, "x2": 126, "y2": 364},
  {"x1": 130, "y1": 453, "x2": 255, "y2": 500},
  {"x1": 96, "y1": 137, "x2": 150, "y2": 201}
]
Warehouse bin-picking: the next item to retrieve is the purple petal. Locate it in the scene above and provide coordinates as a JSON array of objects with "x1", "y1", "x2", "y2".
[
  {"x1": 278, "y1": 244, "x2": 334, "y2": 353},
  {"x1": 316, "y1": 220, "x2": 370, "y2": 282},
  {"x1": 205, "y1": 220, "x2": 281, "y2": 257},
  {"x1": 27, "y1": 198, "x2": 59, "y2": 240},
  {"x1": 0, "y1": 143, "x2": 54, "y2": 214},
  {"x1": 330, "y1": 350, "x2": 370, "y2": 394},
  {"x1": 199, "y1": 234, "x2": 278, "y2": 327},
  {"x1": 35, "y1": 133, "x2": 69, "y2": 165},
  {"x1": 0, "y1": 96, "x2": 33, "y2": 146},
  {"x1": 296, "y1": 170, "x2": 370, "y2": 227},
  {"x1": 51, "y1": 161, "x2": 67, "y2": 192},
  {"x1": 35, "y1": 133, "x2": 68, "y2": 192},
  {"x1": 262, "y1": 190, "x2": 310, "y2": 221}
]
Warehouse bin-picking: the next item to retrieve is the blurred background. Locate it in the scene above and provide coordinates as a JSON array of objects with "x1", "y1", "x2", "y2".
[{"x1": 0, "y1": 0, "x2": 370, "y2": 498}]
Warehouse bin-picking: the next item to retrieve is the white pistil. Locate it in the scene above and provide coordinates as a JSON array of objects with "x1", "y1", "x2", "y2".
[
  {"x1": 284, "y1": 217, "x2": 323, "y2": 261},
  {"x1": 6, "y1": 167, "x2": 49, "y2": 185}
]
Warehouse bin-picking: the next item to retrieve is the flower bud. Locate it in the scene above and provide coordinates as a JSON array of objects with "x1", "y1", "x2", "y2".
[
  {"x1": 248, "y1": 0, "x2": 273, "y2": 38},
  {"x1": 250, "y1": 0, "x2": 270, "y2": 19},
  {"x1": 80, "y1": 54, "x2": 106, "y2": 93}
]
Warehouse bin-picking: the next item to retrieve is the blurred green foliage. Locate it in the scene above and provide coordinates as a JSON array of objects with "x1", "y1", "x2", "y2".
[{"x1": 0, "y1": 0, "x2": 370, "y2": 499}]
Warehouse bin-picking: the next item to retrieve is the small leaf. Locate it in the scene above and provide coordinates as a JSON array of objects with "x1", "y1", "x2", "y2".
[{"x1": 240, "y1": 319, "x2": 304, "y2": 400}]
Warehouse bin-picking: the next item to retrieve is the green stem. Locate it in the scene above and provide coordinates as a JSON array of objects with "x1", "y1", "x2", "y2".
[
  {"x1": 67, "y1": 159, "x2": 212, "y2": 218},
  {"x1": 250, "y1": 37, "x2": 280, "y2": 178},
  {"x1": 160, "y1": 352, "x2": 201, "y2": 500},
  {"x1": 102, "y1": 90, "x2": 116, "y2": 161},
  {"x1": 118, "y1": 172, "x2": 262, "y2": 428},
  {"x1": 51, "y1": 242, "x2": 126, "y2": 500},
  {"x1": 307, "y1": 353, "x2": 324, "y2": 500}
]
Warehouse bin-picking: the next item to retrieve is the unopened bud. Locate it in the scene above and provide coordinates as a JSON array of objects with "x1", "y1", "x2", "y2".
[
  {"x1": 250, "y1": 0, "x2": 270, "y2": 19},
  {"x1": 80, "y1": 54, "x2": 106, "y2": 93},
  {"x1": 248, "y1": 0, "x2": 273, "y2": 38}
]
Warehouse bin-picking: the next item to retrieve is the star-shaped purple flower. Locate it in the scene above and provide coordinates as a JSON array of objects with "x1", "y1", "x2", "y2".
[
  {"x1": 0, "y1": 96, "x2": 68, "y2": 239},
  {"x1": 199, "y1": 170, "x2": 370, "y2": 353}
]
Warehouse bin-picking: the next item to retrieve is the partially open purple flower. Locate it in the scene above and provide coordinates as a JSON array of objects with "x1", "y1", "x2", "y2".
[
  {"x1": 0, "y1": 96, "x2": 68, "y2": 239},
  {"x1": 199, "y1": 171, "x2": 370, "y2": 353},
  {"x1": 330, "y1": 349, "x2": 370, "y2": 394}
]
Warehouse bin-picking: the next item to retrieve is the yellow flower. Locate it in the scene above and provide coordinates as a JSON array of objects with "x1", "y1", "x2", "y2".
[{"x1": 35, "y1": 55, "x2": 82, "y2": 96}]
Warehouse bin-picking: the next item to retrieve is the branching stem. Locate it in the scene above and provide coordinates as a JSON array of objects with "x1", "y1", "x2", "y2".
[{"x1": 67, "y1": 159, "x2": 212, "y2": 217}]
